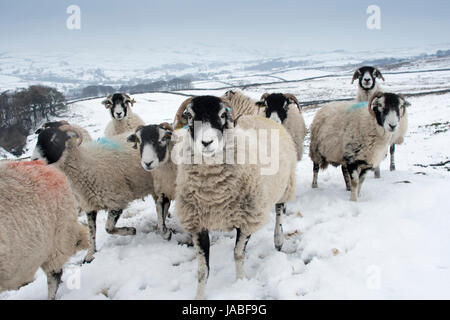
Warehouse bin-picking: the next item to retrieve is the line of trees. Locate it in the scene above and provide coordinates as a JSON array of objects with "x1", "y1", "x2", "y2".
[{"x1": 0, "y1": 85, "x2": 66, "y2": 156}]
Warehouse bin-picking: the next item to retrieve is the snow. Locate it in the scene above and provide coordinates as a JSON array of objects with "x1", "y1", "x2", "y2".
[{"x1": 1, "y1": 53, "x2": 450, "y2": 300}]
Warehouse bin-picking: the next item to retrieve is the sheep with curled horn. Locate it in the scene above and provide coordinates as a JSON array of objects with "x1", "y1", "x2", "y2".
[
  {"x1": 309, "y1": 91, "x2": 410, "y2": 201},
  {"x1": 256, "y1": 93, "x2": 306, "y2": 161},
  {"x1": 102, "y1": 93, "x2": 145, "y2": 137},
  {"x1": 31, "y1": 122, "x2": 175, "y2": 263},
  {"x1": 173, "y1": 95, "x2": 297, "y2": 299}
]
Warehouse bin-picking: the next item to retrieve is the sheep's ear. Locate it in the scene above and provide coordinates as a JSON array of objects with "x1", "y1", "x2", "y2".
[
  {"x1": 352, "y1": 69, "x2": 361, "y2": 84},
  {"x1": 374, "y1": 68, "x2": 385, "y2": 81},
  {"x1": 221, "y1": 102, "x2": 234, "y2": 129},
  {"x1": 127, "y1": 133, "x2": 139, "y2": 149}
]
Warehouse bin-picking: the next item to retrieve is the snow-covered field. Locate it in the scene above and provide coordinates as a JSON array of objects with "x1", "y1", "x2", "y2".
[{"x1": 1, "y1": 56, "x2": 450, "y2": 300}]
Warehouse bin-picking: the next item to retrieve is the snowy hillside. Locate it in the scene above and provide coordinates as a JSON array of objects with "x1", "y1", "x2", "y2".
[{"x1": 1, "y1": 58, "x2": 450, "y2": 300}]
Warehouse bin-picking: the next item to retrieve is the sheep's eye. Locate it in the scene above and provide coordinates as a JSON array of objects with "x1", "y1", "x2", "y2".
[
  {"x1": 185, "y1": 112, "x2": 192, "y2": 119},
  {"x1": 221, "y1": 113, "x2": 226, "y2": 119}
]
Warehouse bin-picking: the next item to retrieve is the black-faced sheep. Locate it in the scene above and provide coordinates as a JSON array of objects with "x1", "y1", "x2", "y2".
[
  {"x1": 309, "y1": 92, "x2": 410, "y2": 201},
  {"x1": 31, "y1": 125, "x2": 161, "y2": 263},
  {"x1": 126, "y1": 122, "x2": 177, "y2": 241},
  {"x1": 173, "y1": 95, "x2": 297, "y2": 299},
  {"x1": 256, "y1": 93, "x2": 307, "y2": 161},
  {"x1": 102, "y1": 93, "x2": 145, "y2": 137},
  {"x1": 0, "y1": 160, "x2": 88, "y2": 299},
  {"x1": 352, "y1": 66, "x2": 385, "y2": 102}
]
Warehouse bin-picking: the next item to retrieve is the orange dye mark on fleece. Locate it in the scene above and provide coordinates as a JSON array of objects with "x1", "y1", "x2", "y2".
[{"x1": 5, "y1": 161, "x2": 71, "y2": 198}]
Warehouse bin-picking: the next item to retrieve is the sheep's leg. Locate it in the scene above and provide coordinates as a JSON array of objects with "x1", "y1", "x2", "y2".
[
  {"x1": 374, "y1": 167, "x2": 381, "y2": 179},
  {"x1": 105, "y1": 209, "x2": 136, "y2": 236},
  {"x1": 341, "y1": 165, "x2": 351, "y2": 191},
  {"x1": 45, "y1": 270, "x2": 62, "y2": 300},
  {"x1": 193, "y1": 229, "x2": 210, "y2": 300},
  {"x1": 347, "y1": 164, "x2": 361, "y2": 202},
  {"x1": 234, "y1": 228, "x2": 251, "y2": 280},
  {"x1": 357, "y1": 169, "x2": 369, "y2": 198},
  {"x1": 274, "y1": 203, "x2": 285, "y2": 251},
  {"x1": 390, "y1": 144, "x2": 396, "y2": 171},
  {"x1": 156, "y1": 194, "x2": 172, "y2": 240},
  {"x1": 312, "y1": 163, "x2": 319, "y2": 188},
  {"x1": 83, "y1": 211, "x2": 97, "y2": 263}
]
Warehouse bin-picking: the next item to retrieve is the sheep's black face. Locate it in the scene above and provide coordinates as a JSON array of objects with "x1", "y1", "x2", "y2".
[
  {"x1": 32, "y1": 127, "x2": 70, "y2": 164},
  {"x1": 127, "y1": 125, "x2": 171, "y2": 171},
  {"x1": 371, "y1": 93, "x2": 405, "y2": 133},
  {"x1": 354, "y1": 66, "x2": 383, "y2": 90},
  {"x1": 184, "y1": 95, "x2": 233, "y2": 157},
  {"x1": 262, "y1": 93, "x2": 289, "y2": 124},
  {"x1": 105, "y1": 93, "x2": 129, "y2": 120}
]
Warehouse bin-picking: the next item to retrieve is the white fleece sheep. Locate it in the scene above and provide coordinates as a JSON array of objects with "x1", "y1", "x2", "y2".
[
  {"x1": 102, "y1": 93, "x2": 145, "y2": 137},
  {"x1": 309, "y1": 92, "x2": 410, "y2": 201},
  {"x1": 126, "y1": 122, "x2": 178, "y2": 241},
  {"x1": 31, "y1": 126, "x2": 165, "y2": 263},
  {"x1": 173, "y1": 95, "x2": 297, "y2": 299},
  {"x1": 221, "y1": 90, "x2": 260, "y2": 120},
  {"x1": 0, "y1": 160, "x2": 89, "y2": 299},
  {"x1": 352, "y1": 66, "x2": 385, "y2": 103},
  {"x1": 257, "y1": 93, "x2": 307, "y2": 161}
]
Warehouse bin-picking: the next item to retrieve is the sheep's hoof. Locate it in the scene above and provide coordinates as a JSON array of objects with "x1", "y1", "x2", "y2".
[
  {"x1": 346, "y1": 186, "x2": 351, "y2": 191},
  {"x1": 312, "y1": 183, "x2": 318, "y2": 189},
  {"x1": 162, "y1": 229, "x2": 172, "y2": 241},
  {"x1": 83, "y1": 256, "x2": 95, "y2": 264},
  {"x1": 122, "y1": 227, "x2": 136, "y2": 236},
  {"x1": 390, "y1": 165, "x2": 396, "y2": 171},
  {"x1": 275, "y1": 244, "x2": 283, "y2": 251}
]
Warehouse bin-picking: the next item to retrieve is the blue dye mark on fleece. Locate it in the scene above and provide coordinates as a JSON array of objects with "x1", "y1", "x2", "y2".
[
  {"x1": 347, "y1": 101, "x2": 368, "y2": 111},
  {"x1": 95, "y1": 137, "x2": 123, "y2": 151}
]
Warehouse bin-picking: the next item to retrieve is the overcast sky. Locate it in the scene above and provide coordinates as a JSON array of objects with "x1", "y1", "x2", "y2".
[{"x1": 1, "y1": 0, "x2": 449, "y2": 53}]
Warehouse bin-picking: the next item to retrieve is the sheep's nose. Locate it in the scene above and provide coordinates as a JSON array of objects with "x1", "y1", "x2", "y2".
[
  {"x1": 389, "y1": 124, "x2": 397, "y2": 130},
  {"x1": 116, "y1": 112, "x2": 122, "y2": 117},
  {"x1": 144, "y1": 161, "x2": 153, "y2": 168},
  {"x1": 364, "y1": 78, "x2": 371, "y2": 82},
  {"x1": 202, "y1": 140, "x2": 213, "y2": 147}
]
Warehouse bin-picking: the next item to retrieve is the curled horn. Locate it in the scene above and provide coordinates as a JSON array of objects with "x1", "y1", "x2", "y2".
[
  {"x1": 173, "y1": 97, "x2": 194, "y2": 130},
  {"x1": 351, "y1": 68, "x2": 362, "y2": 84},
  {"x1": 260, "y1": 93, "x2": 270, "y2": 101},
  {"x1": 367, "y1": 92, "x2": 384, "y2": 118},
  {"x1": 123, "y1": 93, "x2": 136, "y2": 106},
  {"x1": 374, "y1": 67, "x2": 385, "y2": 81},
  {"x1": 58, "y1": 124, "x2": 84, "y2": 146},
  {"x1": 397, "y1": 94, "x2": 410, "y2": 117},
  {"x1": 220, "y1": 98, "x2": 235, "y2": 128},
  {"x1": 101, "y1": 94, "x2": 113, "y2": 108},
  {"x1": 159, "y1": 122, "x2": 174, "y2": 140},
  {"x1": 283, "y1": 93, "x2": 302, "y2": 111}
]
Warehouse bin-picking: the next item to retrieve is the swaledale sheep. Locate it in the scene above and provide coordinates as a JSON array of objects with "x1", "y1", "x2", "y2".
[
  {"x1": 352, "y1": 66, "x2": 385, "y2": 102},
  {"x1": 257, "y1": 93, "x2": 307, "y2": 161},
  {"x1": 220, "y1": 90, "x2": 260, "y2": 121},
  {"x1": 174, "y1": 95, "x2": 297, "y2": 299},
  {"x1": 309, "y1": 92, "x2": 410, "y2": 201},
  {"x1": 36, "y1": 120, "x2": 92, "y2": 143},
  {"x1": 102, "y1": 93, "x2": 145, "y2": 137},
  {"x1": 31, "y1": 125, "x2": 168, "y2": 263},
  {"x1": 126, "y1": 122, "x2": 177, "y2": 240},
  {"x1": 0, "y1": 160, "x2": 88, "y2": 299}
]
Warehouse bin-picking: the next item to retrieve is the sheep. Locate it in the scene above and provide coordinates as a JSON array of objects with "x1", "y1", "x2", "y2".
[
  {"x1": 0, "y1": 160, "x2": 89, "y2": 299},
  {"x1": 126, "y1": 122, "x2": 177, "y2": 240},
  {"x1": 256, "y1": 93, "x2": 307, "y2": 161},
  {"x1": 352, "y1": 66, "x2": 385, "y2": 102},
  {"x1": 173, "y1": 95, "x2": 297, "y2": 299},
  {"x1": 220, "y1": 90, "x2": 260, "y2": 120},
  {"x1": 35, "y1": 120, "x2": 92, "y2": 143},
  {"x1": 102, "y1": 93, "x2": 145, "y2": 137},
  {"x1": 31, "y1": 125, "x2": 169, "y2": 263},
  {"x1": 309, "y1": 92, "x2": 410, "y2": 201}
]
